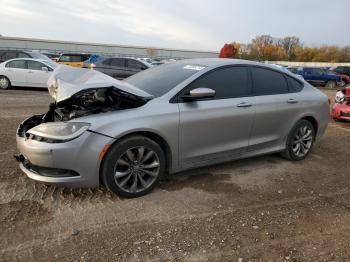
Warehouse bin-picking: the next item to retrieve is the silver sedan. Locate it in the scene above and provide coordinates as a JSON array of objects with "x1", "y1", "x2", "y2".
[{"x1": 16, "y1": 59, "x2": 330, "y2": 198}]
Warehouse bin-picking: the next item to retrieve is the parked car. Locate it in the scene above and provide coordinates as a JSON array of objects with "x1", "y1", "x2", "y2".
[
  {"x1": 289, "y1": 67, "x2": 341, "y2": 88},
  {"x1": 15, "y1": 59, "x2": 329, "y2": 198},
  {"x1": 326, "y1": 69, "x2": 350, "y2": 86},
  {"x1": 57, "y1": 53, "x2": 91, "y2": 68},
  {"x1": 331, "y1": 66, "x2": 350, "y2": 78},
  {"x1": 0, "y1": 58, "x2": 57, "y2": 89},
  {"x1": 332, "y1": 86, "x2": 350, "y2": 121},
  {"x1": 86, "y1": 57, "x2": 151, "y2": 79},
  {"x1": 42, "y1": 52, "x2": 61, "y2": 62},
  {"x1": 0, "y1": 50, "x2": 51, "y2": 63}
]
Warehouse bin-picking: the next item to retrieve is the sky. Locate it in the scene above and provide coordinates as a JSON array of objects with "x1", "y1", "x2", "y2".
[{"x1": 0, "y1": 0, "x2": 349, "y2": 51}]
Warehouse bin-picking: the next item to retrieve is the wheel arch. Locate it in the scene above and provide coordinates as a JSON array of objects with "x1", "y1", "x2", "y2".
[
  {"x1": 0, "y1": 75, "x2": 11, "y2": 87},
  {"x1": 299, "y1": 115, "x2": 319, "y2": 137},
  {"x1": 99, "y1": 130, "x2": 173, "y2": 185}
]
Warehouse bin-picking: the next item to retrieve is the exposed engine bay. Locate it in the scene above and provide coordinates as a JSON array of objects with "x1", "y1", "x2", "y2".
[
  {"x1": 44, "y1": 86, "x2": 150, "y2": 122},
  {"x1": 17, "y1": 87, "x2": 151, "y2": 138},
  {"x1": 17, "y1": 65, "x2": 153, "y2": 138}
]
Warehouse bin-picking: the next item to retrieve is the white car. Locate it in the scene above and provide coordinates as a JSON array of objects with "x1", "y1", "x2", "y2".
[{"x1": 0, "y1": 58, "x2": 57, "y2": 89}]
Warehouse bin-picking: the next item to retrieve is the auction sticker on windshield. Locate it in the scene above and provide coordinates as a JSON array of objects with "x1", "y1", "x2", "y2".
[{"x1": 183, "y1": 65, "x2": 206, "y2": 71}]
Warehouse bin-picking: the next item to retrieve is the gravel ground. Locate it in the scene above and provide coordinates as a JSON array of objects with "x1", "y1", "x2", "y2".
[{"x1": 0, "y1": 88, "x2": 350, "y2": 262}]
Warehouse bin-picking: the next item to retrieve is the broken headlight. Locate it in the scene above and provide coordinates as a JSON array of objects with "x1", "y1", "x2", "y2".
[{"x1": 27, "y1": 122, "x2": 90, "y2": 141}]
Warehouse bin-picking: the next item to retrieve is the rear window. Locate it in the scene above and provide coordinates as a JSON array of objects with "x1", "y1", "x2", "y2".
[
  {"x1": 286, "y1": 76, "x2": 303, "y2": 92},
  {"x1": 6, "y1": 60, "x2": 27, "y2": 69},
  {"x1": 59, "y1": 54, "x2": 90, "y2": 62},
  {"x1": 124, "y1": 63, "x2": 204, "y2": 97},
  {"x1": 111, "y1": 58, "x2": 125, "y2": 67},
  {"x1": 29, "y1": 52, "x2": 50, "y2": 60},
  {"x1": 251, "y1": 67, "x2": 288, "y2": 95}
]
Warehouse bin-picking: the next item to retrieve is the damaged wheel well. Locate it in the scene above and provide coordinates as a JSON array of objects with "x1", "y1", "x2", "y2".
[{"x1": 99, "y1": 131, "x2": 172, "y2": 185}]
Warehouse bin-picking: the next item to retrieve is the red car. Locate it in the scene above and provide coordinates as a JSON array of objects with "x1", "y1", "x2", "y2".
[{"x1": 332, "y1": 86, "x2": 350, "y2": 121}]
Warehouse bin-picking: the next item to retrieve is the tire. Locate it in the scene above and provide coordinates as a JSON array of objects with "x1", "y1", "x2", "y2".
[
  {"x1": 325, "y1": 80, "x2": 336, "y2": 89},
  {"x1": 281, "y1": 120, "x2": 315, "y2": 161},
  {"x1": 0, "y1": 76, "x2": 10, "y2": 89},
  {"x1": 101, "y1": 135, "x2": 166, "y2": 198},
  {"x1": 339, "y1": 80, "x2": 346, "y2": 87}
]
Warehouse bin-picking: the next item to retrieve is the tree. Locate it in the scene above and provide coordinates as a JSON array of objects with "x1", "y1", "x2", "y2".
[
  {"x1": 221, "y1": 35, "x2": 350, "y2": 62},
  {"x1": 277, "y1": 36, "x2": 301, "y2": 61},
  {"x1": 219, "y1": 43, "x2": 237, "y2": 58},
  {"x1": 250, "y1": 35, "x2": 274, "y2": 60}
]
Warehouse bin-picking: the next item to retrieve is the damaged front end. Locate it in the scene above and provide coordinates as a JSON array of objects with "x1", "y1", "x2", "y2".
[
  {"x1": 17, "y1": 65, "x2": 153, "y2": 139},
  {"x1": 332, "y1": 87, "x2": 350, "y2": 121}
]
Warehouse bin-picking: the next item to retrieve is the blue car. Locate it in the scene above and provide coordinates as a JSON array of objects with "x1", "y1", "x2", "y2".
[{"x1": 288, "y1": 67, "x2": 341, "y2": 88}]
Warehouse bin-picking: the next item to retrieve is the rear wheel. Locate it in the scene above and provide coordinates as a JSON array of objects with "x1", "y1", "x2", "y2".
[
  {"x1": 281, "y1": 120, "x2": 315, "y2": 161},
  {"x1": 0, "y1": 76, "x2": 10, "y2": 89},
  {"x1": 325, "y1": 80, "x2": 336, "y2": 89},
  {"x1": 101, "y1": 136, "x2": 166, "y2": 198}
]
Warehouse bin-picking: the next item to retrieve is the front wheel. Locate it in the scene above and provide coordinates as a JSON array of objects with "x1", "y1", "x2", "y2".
[
  {"x1": 0, "y1": 76, "x2": 10, "y2": 89},
  {"x1": 281, "y1": 120, "x2": 315, "y2": 161},
  {"x1": 101, "y1": 136, "x2": 166, "y2": 198}
]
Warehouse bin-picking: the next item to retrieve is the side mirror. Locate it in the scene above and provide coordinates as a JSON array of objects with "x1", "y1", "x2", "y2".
[
  {"x1": 41, "y1": 67, "x2": 48, "y2": 72},
  {"x1": 183, "y1": 87, "x2": 216, "y2": 100}
]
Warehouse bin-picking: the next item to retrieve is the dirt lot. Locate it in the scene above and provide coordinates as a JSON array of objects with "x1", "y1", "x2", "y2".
[{"x1": 0, "y1": 88, "x2": 350, "y2": 262}]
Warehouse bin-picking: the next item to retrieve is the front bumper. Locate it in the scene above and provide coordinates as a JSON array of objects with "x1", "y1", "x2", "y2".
[
  {"x1": 16, "y1": 128, "x2": 114, "y2": 188},
  {"x1": 332, "y1": 103, "x2": 350, "y2": 121}
]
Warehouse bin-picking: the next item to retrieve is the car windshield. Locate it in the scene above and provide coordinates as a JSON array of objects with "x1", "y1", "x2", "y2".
[
  {"x1": 43, "y1": 60, "x2": 58, "y2": 69},
  {"x1": 30, "y1": 52, "x2": 51, "y2": 60},
  {"x1": 124, "y1": 62, "x2": 205, "y2": 97}
]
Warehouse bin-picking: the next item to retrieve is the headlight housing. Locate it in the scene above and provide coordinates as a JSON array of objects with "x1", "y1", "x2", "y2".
[{"x1": 27, "y1": 122, "x2": 90, "y2": 141}]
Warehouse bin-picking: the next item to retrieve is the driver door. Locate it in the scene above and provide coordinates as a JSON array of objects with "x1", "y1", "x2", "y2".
[{"x1": 177, "y1": 66, "x2": 255, "y2": 169}]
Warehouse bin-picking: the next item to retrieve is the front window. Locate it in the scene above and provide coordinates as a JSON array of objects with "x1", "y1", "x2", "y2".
[
  {"x1": 127, "y1": 59, "x2": 145, "y2": 70},
  {"x1": 59, "y1": 55, "x2": 70, "y2": 62},
  {"x1": 27, "y1": 60, "x2": 45, "y2": 70},
  {"x1": 124, "y1": 63, "x2": 204, "y2": 97}
]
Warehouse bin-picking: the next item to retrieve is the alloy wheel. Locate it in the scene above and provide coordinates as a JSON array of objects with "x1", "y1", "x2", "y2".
[
  {"x1": 0, "y1": 77, "x2": 9, "y2": 89},
  {"x1": 292, "y1": 126, "x2": 313, "y2": 157},
  {"x1": 113, "y1": 146, "x2": 160, "y2": 193}
]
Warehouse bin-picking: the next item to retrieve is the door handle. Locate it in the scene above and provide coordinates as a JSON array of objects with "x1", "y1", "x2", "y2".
[
  {"x1": 287, "y1": 98, "x2": 298, "y2": 104},
  {"x1": 236, "y1": 102, "x2": 252, "y2": 108},
  {"x1": 28, "y1": 71, "x2": 34, "y2": 74}
]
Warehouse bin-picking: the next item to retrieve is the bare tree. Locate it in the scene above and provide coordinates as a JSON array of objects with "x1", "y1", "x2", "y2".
[{"x1": 277, "y1": 36, "x2": 301, "y2": 61}]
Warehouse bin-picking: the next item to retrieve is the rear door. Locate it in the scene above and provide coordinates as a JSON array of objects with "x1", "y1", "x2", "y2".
[
  {"x1": 178, "y1": 66, "x2": 255, "y2": 168},
  {"x1": 4, "y1": 60, "x2": 28, "y2": 86},
  {"x1": 248, "y1": 67, "x2": 303, "y2": 153},
  {"x1": 26, "y1": 60, "x2": 51, "y2": 87}
]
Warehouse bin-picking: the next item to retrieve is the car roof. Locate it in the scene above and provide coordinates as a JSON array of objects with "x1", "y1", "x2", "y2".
[
  {"x1": 3, "y1": 58, "x2": 53, "y2": 65},
  {"x1": 172, "y1": 58, "x2": 300, "y2": 77},
  {"x1": 60, "y1": 53, "x2": 91, "y2": 56},
  {"x1": 172, "y1": 58, "x2": 280, "y2": 69},
  {"x1": 5, "y1": 58, "x2": 49, "y2": 62}
]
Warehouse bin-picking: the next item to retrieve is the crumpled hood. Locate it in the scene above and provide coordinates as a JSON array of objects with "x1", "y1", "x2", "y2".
[{"x1": 47, "y1": 65, "x2": 153, "y2": 102}]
